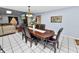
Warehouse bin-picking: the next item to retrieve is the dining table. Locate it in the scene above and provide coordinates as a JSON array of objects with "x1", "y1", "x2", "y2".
[
  {"x1": 29, "y1": 27, "x2": 55, "y2": 39},
  {"x1": 28, "y1": 27, "x2": 55, "y2": 48}
]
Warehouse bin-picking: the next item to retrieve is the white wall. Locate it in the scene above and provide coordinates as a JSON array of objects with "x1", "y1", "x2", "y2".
[{"x1": 35, "y1": 7, "x2": 79, "y2": 38}]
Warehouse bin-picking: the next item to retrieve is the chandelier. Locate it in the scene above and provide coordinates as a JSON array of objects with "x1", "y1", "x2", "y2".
[{"x1": 26, "y1": 6, "x2": 33, "y2": 17}]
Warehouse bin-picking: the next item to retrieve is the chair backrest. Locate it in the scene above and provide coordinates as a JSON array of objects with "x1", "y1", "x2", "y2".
[
  {"x1": 40, "y1": 24, "x2": 45, "y2": 30},
  {"x1": 21, "y1": 24, "x2": 26, "y2": 34},
  {"x1": 56, "y1": 28, "x2": 63, "y2": 40},
  {"x1": 35, "y1": 24, "x2": 40, "y2": 29},
  {"x1": 36, "y1": 24, "x2": 45, "y2": 30},
  {"x1": 23, "y1": 26, "x2": 32, "y2": 39}
]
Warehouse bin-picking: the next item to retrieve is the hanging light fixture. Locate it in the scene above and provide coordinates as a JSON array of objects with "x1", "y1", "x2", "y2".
[{"x1": 26, "y1": 6, "x2": 33, "y2": 17}]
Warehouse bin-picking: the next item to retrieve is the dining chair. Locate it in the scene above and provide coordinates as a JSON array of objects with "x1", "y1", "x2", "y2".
[
  {"x1": 0, "y1": 45, "x2": 5, "y2": 53},
  {"x1": 21, "y1": 24, "x2": 26, "y2": 40},
  {"x1": 45, "y1": 28, "x2": 63, "y2": 53},
  {"x1": 40, "y1": 24, "x2": 45, "y2": 30},
  {"x1": 21, "y1": 23, "x2": 28, "y2": 41},
  {"x1": 22, "y1": 26, "x2": 38, "y2": 47},
  {"x1": 35, "y1": 24, "x2": 45, "y2": 30},
  {"x1": 35, "y1": 24, "x2": 40, "y2": 29}
]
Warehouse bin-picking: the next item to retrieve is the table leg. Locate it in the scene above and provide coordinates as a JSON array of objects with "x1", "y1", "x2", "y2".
[{"x1": 44, "y1": 39, "x2": 48, "y2": 49}]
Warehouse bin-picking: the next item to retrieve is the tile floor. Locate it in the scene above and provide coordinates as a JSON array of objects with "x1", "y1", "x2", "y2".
[{"x1": 0, "y1": 32, "x2": 79, "y2": 53}]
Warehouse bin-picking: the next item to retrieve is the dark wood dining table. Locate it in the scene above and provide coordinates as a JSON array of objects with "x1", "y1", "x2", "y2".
[
  {"x1": 29, "y1": 28, "x2": 55, "y2": 40},
  {"x1": 28, "y1": 27, "x2": 55, "y2": 48},
  {"x1": 29, "y1": 28, "x2": 55, "y2": 47}
]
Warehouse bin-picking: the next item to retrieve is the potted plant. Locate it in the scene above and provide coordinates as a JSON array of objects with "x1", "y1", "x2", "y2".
[{"x1": 30, "y1": 19, "x2": 36, "y2": 32}]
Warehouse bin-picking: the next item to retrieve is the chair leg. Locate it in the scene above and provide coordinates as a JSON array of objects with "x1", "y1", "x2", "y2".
[
  {"x1": 30, "y1": 40, "x2": 32, "y2": 48},
  {"x1": 28, "y1": 38, "x2": 32, "y2": 48},
  {"x1": 35, "y1": 38, "x2": 41, "y2": 45},
  {"x1": 1, "y1": 49, "x2": 5, "y2": 53},
  {"x1": 22, "y1": 34, "x2": 24, "y2": 40},
  {"x1": 35, "y1": 40, "x2": 38, "y2": 45},
  {"x1": 25, "y1": 36, "x2": 27, "y2": 43},
  {"x1": 44, "y1": 40, "x2": 47, "y2": 49},
  {"x1": 57, "y1": 41, "x2": 59, "y2": 49},
  {"x1": 0, "y1": 46, "x2": 5, "y2": 53},
  {"x1": 22, "y1": 35, "x2": 23, "y2": 40},
  {"x1": 53, "y1": 43, "x2": 56, "y2": 53},
  {"x1": 44, "y1": 43, "x2": 46, "y2": 49}
]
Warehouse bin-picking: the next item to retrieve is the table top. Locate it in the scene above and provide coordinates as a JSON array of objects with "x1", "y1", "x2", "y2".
[
  {"x1": 29, "y1": 27, "x2": 46, "y2": 33},
  {"x1": 29, "y1": 27, "x2": 55, "y2": 40}
]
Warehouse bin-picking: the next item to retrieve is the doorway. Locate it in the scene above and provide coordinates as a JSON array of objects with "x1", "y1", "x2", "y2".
[{"x1": 8, "y1": 16, "x2": 19, "y2": 25}]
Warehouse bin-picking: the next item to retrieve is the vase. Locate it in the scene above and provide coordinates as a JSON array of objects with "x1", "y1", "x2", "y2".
[{"x1": 33, "y1": 25, "x2": 35, "y2": 32}]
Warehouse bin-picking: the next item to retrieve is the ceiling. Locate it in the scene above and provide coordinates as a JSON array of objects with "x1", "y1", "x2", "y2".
[
  {"x1": 0, "y1": 7, "x2": 24, "y2": 15},
  {"x1": 1, "y1": 6, "x2": 71, "y2": 14}
]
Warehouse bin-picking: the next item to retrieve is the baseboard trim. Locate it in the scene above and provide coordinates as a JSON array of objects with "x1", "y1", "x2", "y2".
[{"x1": 0, "y1": 32, "x2": 16, "y2": 37}]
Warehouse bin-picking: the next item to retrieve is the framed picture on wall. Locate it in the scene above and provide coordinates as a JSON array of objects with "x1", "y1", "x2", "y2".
[
  {"x1": 35, "y1": 15, "x2": 41, "y2": 24},
  {"x1": 51, "y1": 16, "x2": 62, "y2": 23}
]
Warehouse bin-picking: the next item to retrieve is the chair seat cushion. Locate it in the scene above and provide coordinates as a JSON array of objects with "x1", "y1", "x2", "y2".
[{"x1": 47, "y1": 37, "x2": 56, "y2": 43}]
